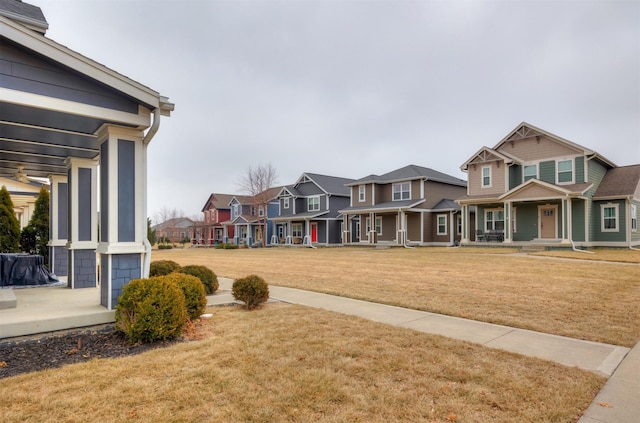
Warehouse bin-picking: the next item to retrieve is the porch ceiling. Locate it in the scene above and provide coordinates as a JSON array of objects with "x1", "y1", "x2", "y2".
[{"x1": 0, "y1": 101, "x2": 105, "y2": 178}]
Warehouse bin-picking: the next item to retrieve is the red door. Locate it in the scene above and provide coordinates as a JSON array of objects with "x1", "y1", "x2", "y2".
[{"x1": 311, "y1": 222, "x2": 318, "y2": 243}]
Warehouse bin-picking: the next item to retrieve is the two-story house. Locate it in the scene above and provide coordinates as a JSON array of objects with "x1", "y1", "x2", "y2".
[
  {"x1": 271, "y1": 173, "x2": 355, "y2": 245},
  {"x1": 226, "y1": 187, "x2": 281, "y2": 246},
  {"x1": 191, "y1": 193, "x2": 234, "y2": 246},
  {"x1": 340, "y1": 165, "x2": 468, "y2": 246},
  {"x1": 456, "y1": 122, "x2": 640, "y2": 248}
]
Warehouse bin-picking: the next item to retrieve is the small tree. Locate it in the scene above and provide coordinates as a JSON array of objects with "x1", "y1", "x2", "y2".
[
  {"x1": 147, "y1": 217, "x2": 157, "y2": 245},
  {"x1": 238, "y1": 163, "x2": 278, "y2": 247},
  {"x1": 21, "y1": 186, "x2": 49, "y2": 263},
  {"x1": 0, "y1": 185, "x2": 21, "y2": 253}
]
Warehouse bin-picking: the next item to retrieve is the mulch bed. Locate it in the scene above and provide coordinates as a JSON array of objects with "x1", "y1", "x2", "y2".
[{"x1": 0, "y1": 327, "x2": 179, "y2": 379}]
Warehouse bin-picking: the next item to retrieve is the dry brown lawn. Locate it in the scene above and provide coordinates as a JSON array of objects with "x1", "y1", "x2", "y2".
[
  {"x1": 533, "y1": 248, "x2": 640, "y2": 263},
  {"x1": 0, "y1": 304, "x2": 604, "y2": 423},
  {"x1": 155, "y1": 247, "x2": 640, "y2": 347}
]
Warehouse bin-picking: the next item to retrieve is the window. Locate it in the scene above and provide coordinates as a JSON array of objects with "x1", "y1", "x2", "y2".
[
  {"x1": 601, "y1": 204, "x2": 618, "y2": 232},
  {"x1": 292, "y1": 223, "x2": 303, "y2": 238},
  {"x1": 283, "y1": 197, "x2": 290, "y2": 209},
  {"x1": 557, "y1": 160, "x2": 573, "y2": 184},
  {"x1": 457, "y1": 215, "x2": 462, "y2": 235},
  {"x1": 233, "y1": 204, "x2": 239, "y2": 217},
  {"x1": 485, "y1": 209, "x2": 504, "y2": 231},
  {"x1": 359, "y1": 185, "x2": 366, "y2": 202},
  {"x1": 258, "y1": 206, "x2": 264, "y2": 217},
  {"x1": 392, "y1": 182, "x2": 410, "y2": 201},
  {"x1": 482, "y1": 166, "x2": 491, "y2": 187},
  {"x1": 437, "y1": 214, "x2": 447, "y2": 235},
  {"x1": 523, "y1": 164, "x2": 537, "y2": 182},
  {"x1": 632, "y1": 204, "x2": 638, "y2": 232},
  {"x1": 251, "y1": 206, "x2": 256, "y2": 216},
  {"x1": 365, "y1": 217, "x2": 382, "y2": 235},
  {"x1": 308, "y1": 196, "x2": 320, "y2": 211}
]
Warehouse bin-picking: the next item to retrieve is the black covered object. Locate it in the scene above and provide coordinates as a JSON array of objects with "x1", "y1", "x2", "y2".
[{"x1": 0, "y1": 254, "x2": 59, "y2": 287}]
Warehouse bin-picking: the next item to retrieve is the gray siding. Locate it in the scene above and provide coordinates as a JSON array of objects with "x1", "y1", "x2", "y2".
[
  {"x1": 0, "y1": 42, "x2": 139, "y2": 113},
  {"x1": 78, "y1": 167, "x2": 92, "y2": 241},
  {"x1": 118, "y1": 139, "x2": 135, "y2": 242},
  {"x1": 57, "y1": 182, "x2": 68, "y2": 240},
  {"x1": 100, "y1": 142, "x2": 108, "y2": 242}
]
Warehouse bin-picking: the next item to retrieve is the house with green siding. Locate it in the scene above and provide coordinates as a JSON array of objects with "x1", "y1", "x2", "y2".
[{"x1": 456, "y1": 122, "x2": 640, "y2": 248}]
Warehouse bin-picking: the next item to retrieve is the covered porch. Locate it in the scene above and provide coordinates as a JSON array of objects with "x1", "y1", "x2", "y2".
[{"x1": 1, "y1": 7, "x2": 173, "y2": 311}]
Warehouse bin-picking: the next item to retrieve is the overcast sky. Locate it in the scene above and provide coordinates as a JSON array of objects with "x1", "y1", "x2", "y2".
[{"x1": 35, "y1": 0, "x2": 639, "y2": 221}]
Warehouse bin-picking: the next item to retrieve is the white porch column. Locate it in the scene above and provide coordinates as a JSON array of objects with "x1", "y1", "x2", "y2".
[
  {"x1": 460, "y1": 205, "x2": 469, "y2": 244},
  {"x1": 369, "y1": 212, "x2": 375, "y2": 244},
  {"x1": 562, "y1": 197, "x2": 572, "y2": 245},
  {"x1": 342, "y1": 214, "x2": 350, "y2": 244},
  {"x1": 96, "y1": 125, "x2": 145, "y2": 310},
  {"x1": 65, "y1": 158, "x2": 98, "y2": 288},
  {"x1": 503, "y1": 202, "x2": 512, "y2": 244},
  {"x1": 48, "y1": 174, "x2": 68, "y2": 276}
]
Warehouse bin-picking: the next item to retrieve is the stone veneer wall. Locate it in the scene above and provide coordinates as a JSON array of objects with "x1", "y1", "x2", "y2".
[
  {"x1": 71, "y1": 249, "x2": 96, "y2": 288},
  {"x1": 105, "y1": 254, "x2": 141, "y2": 309},
  {"x1": 50, "y1": 246, "x2": 68, "y2": 276}
]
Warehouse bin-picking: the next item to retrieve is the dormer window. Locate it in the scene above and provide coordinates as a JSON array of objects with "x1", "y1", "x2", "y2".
[
  {"x1": 557, "y1": 160, "x2": 573, "y2": 184},
  {"x1": 283, "y1": 197, "x2": 290, "y2": 209},
  {"x1": 358, "y1": 185, "x2": 366, "y2": 202},
  {"x1": 392, "y1": 182, "x2": 410, "y2": 201}
]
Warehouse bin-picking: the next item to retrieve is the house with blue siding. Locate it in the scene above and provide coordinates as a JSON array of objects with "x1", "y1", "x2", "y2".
[
  {"x1": 271, "y1": 173, "x2": 354, "y2": 245},
  {"x1": 226, "y1": 187, "x2": 281, "y2": 246},
  {"x1": 457, "y1": 122, "x2": 640, "y2": 248}
]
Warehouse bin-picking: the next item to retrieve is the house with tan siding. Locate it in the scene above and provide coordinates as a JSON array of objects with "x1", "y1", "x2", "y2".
[
  {"x1": 457, "y1": 122, "x2": 640, "y2": 248},
  {"x1": 340, "y1": 165, "x2": 467, "y2": 246}
]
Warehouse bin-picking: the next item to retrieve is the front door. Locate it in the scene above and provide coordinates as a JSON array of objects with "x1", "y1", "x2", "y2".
[
  {"x1": 540, "y1": 206, "x2": 556, "y2": 239},
  {"x1": 311, "y1": 222, "x2": 318, "y2": 243}
]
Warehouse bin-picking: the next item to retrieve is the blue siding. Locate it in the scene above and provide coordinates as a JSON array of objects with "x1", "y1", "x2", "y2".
[
  {"x1": 78, "y1": 167, "x2": 92, "y2": 241},
  {"x1": 100, "y1": 142, "x2": 109, "y2": 242},
  {"x1": 118, "y1": 139, "x2": 135, "y2": 242},
  {"x1": 57, "y1": 182, "x2": 68, "y2": 240}
]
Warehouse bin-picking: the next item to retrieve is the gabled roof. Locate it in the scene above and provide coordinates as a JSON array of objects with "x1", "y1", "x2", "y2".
[
  {"x1": 229, "y1": 195, "x2": 254, "y2": 206},
  {"x1": 201, "y1": 193, "x2": 235, "y2": 212},
  {"x1": 349, "y1": 164, "x2": 466, "y2": 187},
  {"x1": 294, "y1": 172, "x2": 354, "y2": 196},
  {"x1": 0, "y1": 0, "x2": 47, "y2": 34},
  {"x1": 270, "y1": 210, "x2": 328, "y2": 221},
  {"x1": 460, "y1": 146, "x2": 520, "y2": 171},
  {"x1": 499, "y1": 178, "x2": 592, "y2": 202},
  {"x1": 593, "y1": 165, "x2": 640, "y2": 200},
  {"x1": 495, "y1": 122, "x2": 616, "y2": 167},
  {"x1": 151, "y1": 217, "x2": 194, "y2": 230}
]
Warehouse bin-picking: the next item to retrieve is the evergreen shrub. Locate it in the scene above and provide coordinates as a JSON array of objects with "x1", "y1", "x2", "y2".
[
  {"x1": 177, "y1": 265, "x2": 218, "y2": 294},
  {"x1": 164, "y1": 273, "x2": 207, "y2": 320},
  {"x1": 149, "y1": 260, "x2": 181, "y2": 276},
  {"x1": 232, "y1": 275, "x2": 269, "y2": 310},
  {"x1": 115, "y1": 276, "x2": 187, "y2": 343}
]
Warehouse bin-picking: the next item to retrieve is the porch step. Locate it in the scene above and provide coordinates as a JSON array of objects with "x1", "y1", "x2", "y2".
[{"x1": 0, "y1": 289, "x2": 17, "y2": 309}]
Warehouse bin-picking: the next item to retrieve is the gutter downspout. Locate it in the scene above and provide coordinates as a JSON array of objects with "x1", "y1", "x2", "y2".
[{"x1": 141, "y1": 108, "x2": 161, "y2": 277}]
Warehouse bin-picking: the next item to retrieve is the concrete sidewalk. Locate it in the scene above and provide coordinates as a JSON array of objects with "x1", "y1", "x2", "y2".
[{"x1": 218, "y1": 278, "x2": 637, "y2": 422}]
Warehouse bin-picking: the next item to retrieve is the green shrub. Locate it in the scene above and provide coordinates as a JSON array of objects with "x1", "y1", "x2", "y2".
[
  {"x1": 164, "y1": 273, "x2": 207, "y2": 320},
  {"x1": 177, "y1": 265, "x2": 218, "y2": 295},
  {"x1": 232, "y1": 275, "x2": 269, "y2": 310},
  {"x1": 149, "y1": 260, "x2": 181, "y2": 276},
  {"x1": 115, "y1": 276, "x2": 187, "y2": 343},
  {"x1": 158, "y1": 244, "x2": 173, "y2": 250},
  {"x1": 223, "y1": 243, "x2": 239, "y2": 249}
]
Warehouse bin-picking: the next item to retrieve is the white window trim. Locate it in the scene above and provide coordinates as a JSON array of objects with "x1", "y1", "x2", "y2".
[
  {"x1": 481, "y1": 166, "x2": 492, "y2": 188},
  {"x1": 485, "y1": 208, "x2": 505, "y2": 231},
  {"x1": 632, "y1": 204, "x2": 638, "y2": 232},
  {"x1": 292, "y1": 223, "x2": 303, "y2": 238},
  {"x1": 557, "y1": 159, "x2": 574, "y2": 185},
  {"x1": 359, "y1": 185, "x2": 366, "y2": 202},
  {"x1": 392, "y1": 182, "x2": 411, "y2": 201},
  {"x1": 437, "y1": 214, "x2": 447, "y2": 236},
  {"x1": 308, "y1": 196, "x2": 320, "y2": 211},
  {"x1": 283, "y1": 197, "x2": 290, "y2": 209},
  {"x1": 456, "y1": 215, "x2": 462, "y2": 235},
  {"x1": 366, "y1": 216, "x2": 382, "y2": 235},
  {"x1": 601, "y1": 203, "x2": 619, "y2": 232}
]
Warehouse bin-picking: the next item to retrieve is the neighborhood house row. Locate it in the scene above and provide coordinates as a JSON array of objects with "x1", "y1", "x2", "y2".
[{"x1": 154, "y1": 123, "x2": 640, "y2": 249}]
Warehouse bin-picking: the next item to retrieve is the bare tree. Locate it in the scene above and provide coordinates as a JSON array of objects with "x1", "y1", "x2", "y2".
[
  {"x1": 238, "y1": 163, "x2": 278, "y2": 247},
  {"x1": 153, "y1": 206, "x2": 182, "y2": 244}
]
